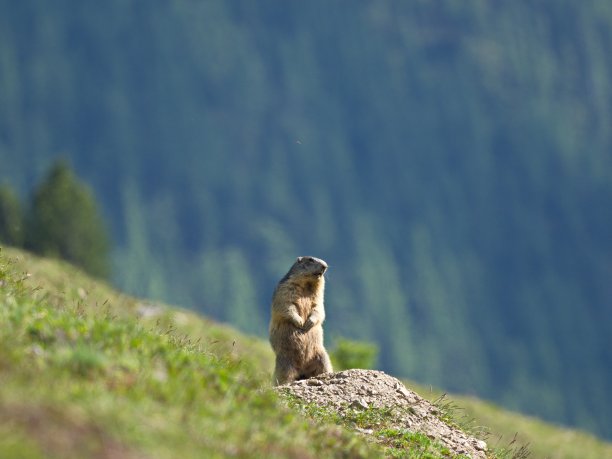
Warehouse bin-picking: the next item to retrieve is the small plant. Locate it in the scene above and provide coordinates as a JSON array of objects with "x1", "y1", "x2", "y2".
[
  {"x1": 431, "y1": 394, "x2": 485, "y2": 438},
  {"x1": 378, "y1": 429, "x2": 462, "y2": 458},
  {"x1": 330, "y1": 337, "x2": 379, "y2": 370},
  {"x1": 54, "y1": 344, "x2": 108, "y2": 377},
  {"x1": 489, "y1": 433, "x2": 531, "y2": 459},
  {"x1": 344, "y1": 406, "x2": 395, "y2": 430}
]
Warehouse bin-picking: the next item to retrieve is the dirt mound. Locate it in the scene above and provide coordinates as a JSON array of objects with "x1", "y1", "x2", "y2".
[{"x1": 276, "y1": 369, "x2": 488, "y2": 458}]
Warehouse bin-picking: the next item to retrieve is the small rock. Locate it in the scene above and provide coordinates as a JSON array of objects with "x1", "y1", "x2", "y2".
[
  {"x1": 350, "y1": 399, "x2": 369, "y2": 410},
  {"x1": 136, "y1": 303, "x2": 164, "y2": 318},
  {"x1": 396, "y1": 387, "x2": 412, "y2": 398},
  {"x1": 30, "y1": 344, "x2": 44, "y2": 356},
  {"x1": 474, "y1": 440, "x2": 487, "y2": 451},
  {"x1": 306, "y1": 379, "x2": 323, "y2": 386}
]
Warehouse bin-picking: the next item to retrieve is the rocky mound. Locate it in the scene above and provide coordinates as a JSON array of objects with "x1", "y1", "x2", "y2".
[{"x1": 276, "y1": 369, "x2": 488, "y2": 458}]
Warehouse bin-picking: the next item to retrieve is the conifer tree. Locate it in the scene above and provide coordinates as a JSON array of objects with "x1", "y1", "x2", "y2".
[
  {"x1": 0, "y1": 184, "x2": 23, "y2": 247},
  {"x1": 25, "y1": 159, "x2": 111, "y2": 278}
]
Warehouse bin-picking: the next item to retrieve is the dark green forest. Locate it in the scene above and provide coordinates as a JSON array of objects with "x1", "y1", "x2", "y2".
[{"x1": 1, "y1": 0, "x2": 611, "y2": 440}]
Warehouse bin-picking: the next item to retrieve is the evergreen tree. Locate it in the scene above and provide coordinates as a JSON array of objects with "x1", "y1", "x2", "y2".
[
  {"x1": 0, "y1": 184, "x2": 23, "y2": 247},
  {"x1": 25, "y1": 160, "x2": 111, "y2": 278}
]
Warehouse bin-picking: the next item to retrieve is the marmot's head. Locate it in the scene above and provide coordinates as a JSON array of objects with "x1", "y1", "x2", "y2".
[{"x1": 282, "y1": 256, "x2": 328, "y2": 283}]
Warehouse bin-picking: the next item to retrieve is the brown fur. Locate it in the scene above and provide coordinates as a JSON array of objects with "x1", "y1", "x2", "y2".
[{"x1": 269, "y1": 256, "x2": 333, "y2": 385}]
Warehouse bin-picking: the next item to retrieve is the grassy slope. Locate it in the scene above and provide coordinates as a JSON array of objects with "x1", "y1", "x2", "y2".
[
  {"x1": 405, "y1": 382, "x2": 612, "y2": 459},
  {"x1": 454, "y1": 394, "x2": 612, "y2": 459},
  {"x1": 0, "y1": 246, "x2": 611, "y2": 459},
  {"x1": 0, "y1": 247, "x2": 376, "y2": 459}
]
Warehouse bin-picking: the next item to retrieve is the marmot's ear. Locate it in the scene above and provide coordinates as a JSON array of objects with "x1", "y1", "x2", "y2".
[{"x1": 297, "y1": 256, "x2": 304, "y2": 263}]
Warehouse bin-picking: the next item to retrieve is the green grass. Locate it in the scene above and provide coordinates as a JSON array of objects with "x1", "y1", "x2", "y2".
[
  {"x1": 0, "y1": 247, "x2": 380, "y2": 458},
  {"x1": 406, "y1": 383, "x2": 612, "y2": 459},
  {"x1": 378, "y1": 430, "x2": 458, "y2": 459},
  {"x1": 1, "y1": 246, "x2": 612, "y2": 459}
]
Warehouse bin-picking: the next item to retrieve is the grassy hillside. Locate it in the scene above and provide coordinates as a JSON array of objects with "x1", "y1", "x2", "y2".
[
  {"x1": 406, "y1": 382, "x2": 612, "y2": 459},
  {"x1": 1, "y1": 246, "x2": 611, "y2": 459},
  {"x1": 0, "y1": 246, "x2": 374, "y2": 458},
  {"x1": 455, "y1": 396, "x2": 612, "y2": 459}
]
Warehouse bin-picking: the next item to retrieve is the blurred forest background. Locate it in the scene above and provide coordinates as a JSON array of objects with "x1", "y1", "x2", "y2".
[{"x1": 1, "y1": 0, "x2": 611, "y2": 440}]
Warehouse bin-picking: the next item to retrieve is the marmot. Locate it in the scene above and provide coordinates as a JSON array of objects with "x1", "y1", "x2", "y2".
[{"x1": 269, "y1": 256, "x2": 333, "y2": 385}]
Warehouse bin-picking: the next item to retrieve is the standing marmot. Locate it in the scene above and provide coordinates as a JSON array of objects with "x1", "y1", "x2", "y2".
[{"x1": 269, "y1": 256, "x2": 333, "y2": 385}]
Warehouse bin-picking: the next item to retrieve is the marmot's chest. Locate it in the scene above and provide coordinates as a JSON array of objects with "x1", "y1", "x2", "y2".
[{"x1": 294, "y1": 295, "x2": 317, "y2": 319}]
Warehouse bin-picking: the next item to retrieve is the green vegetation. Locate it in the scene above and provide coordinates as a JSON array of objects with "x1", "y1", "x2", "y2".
[
  {"x1": 0, "y1": 184, "x2": 23, "y2": 246},
  {"x1": 0, "y1": 160, "x2": 111, "y2": 279},
  {"x1": 406, "y1": 381, "x2": 612, "y2": 459},
  {"x1": 452, "y1": 395, "x2": 612, "y2": 459},
  {"x1": 0, "y1": 247, "x2": 378, "y2": 458},
  {"x1": 1, "y1": 1, "x2": 612, "y2": 439},
  {"x1": 378, "y1": 430, "x2": 455, "y2": 459},
  {"x1": 24, "y1": 159, "x2": 111, "y2": 279},
  {"x1": 330, "y1": 337, "x2": 379, "y2": 371}
]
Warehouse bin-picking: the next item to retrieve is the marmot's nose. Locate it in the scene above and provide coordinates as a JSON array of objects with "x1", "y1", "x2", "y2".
[{"x1": 317, "y1": 258, "x2": 328, "y2": 269}]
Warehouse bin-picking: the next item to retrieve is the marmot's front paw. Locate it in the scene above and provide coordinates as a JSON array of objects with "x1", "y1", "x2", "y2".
[{"x1": 302, "y1": 318, "x2": 315, "y2": 331}]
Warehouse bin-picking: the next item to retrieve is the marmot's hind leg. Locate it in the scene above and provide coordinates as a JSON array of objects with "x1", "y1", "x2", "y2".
[
  {"x1": 305, "y1": 349, "x2": 333, "y2": 378},
  {"x1": 273, "y1": 356, "x2": 300, "y2": 386}
]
